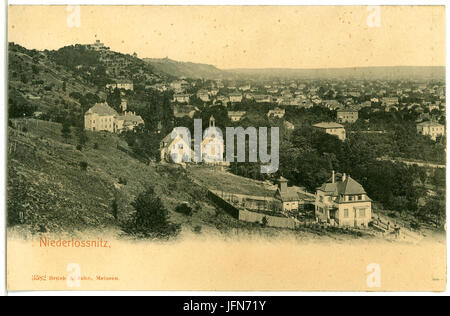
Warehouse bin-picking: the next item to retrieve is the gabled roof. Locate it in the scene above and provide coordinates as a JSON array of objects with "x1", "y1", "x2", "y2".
[
  {"x1": 275, "y1": 185, "x2": 315, "y2": 202},
  {"x1": 86, "y1": 103, "x2": 118, "y2": 116},
  {"x1": 318, "y1": 175, "x2": 366, "y2": 196},
  {"x1": 340, "y1": 176, "x2": 366, "y2": 195},
  {"x1": 417, "y1": 121, "x2": 444, "y2": 127},
  {"x1": 117, "y1": 112, "x2": 144, "y2": 125}
]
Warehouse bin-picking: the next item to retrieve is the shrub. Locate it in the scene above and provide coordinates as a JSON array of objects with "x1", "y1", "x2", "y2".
[
  {"x1": 76, "y1": 144, "x2": 83, "y2": 151},
  {"x1": 118, "y1": 177, "x2": 127, "y2": 185},
  {"x1": 123, "y1": 186, "x2": 180, "y2": 239},
  {"x1": 175, "y1": 203, "x2": 193, "y2": 216},
  {"x1": 93, "y1": 143, "x2": 99, "y2": 149},
  {"x1": 410, "y1": 220, "x2": 421, "y2": 230},
  {"x1": 261, "y1": 216, "x2": 268, "y2": 227},
  {"x1": 79, "y1": 161, "x2": 88, "y2": 171},
  {"x1": 112, "y1": 198, "x2": 118, "y2": 220}
]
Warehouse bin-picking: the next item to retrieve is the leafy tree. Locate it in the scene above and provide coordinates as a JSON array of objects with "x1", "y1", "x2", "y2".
[
  {"x1": 8, "y1": 93, "x2": 36, "y2": 118},
  {"x1": 76, "y1": 127, "x2": 88, "y2": 146},
  {"x1": 32, "y1": 65, "x2": 39, "y2": 75},
  {"x1": 79, "y1": 161, "x2": 88, "y2": 171},
  {"x1": 106, "y1": 88, "x2": 122, "y2": 113}
]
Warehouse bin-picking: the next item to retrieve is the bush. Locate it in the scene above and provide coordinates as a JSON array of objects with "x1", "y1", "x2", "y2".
[
  {"x1": 118, "y1": 177, "x2": 127, "y2": 185},
  {"x1": 261, "y1": 216, "x2": 268, "y2": 227},
  {"x1": 410, "y1": 220, "x2": 421, "y2": 230},
  {"x1": 76, "y1": 144, "x2": 82, "y2": 151},
  {"x1": 175, "y1": 203, "x2": 193, "y2": 216},
  {"x1": 79, "y1": 161, "x2": 88, "y2": 171},
  {"x1": 123, "y1": 186, "x2": 180, "y2": 239},
  {"x1": 93, "y1": 143, "x2": 99, "y2": 149},
  {"x1": 193, "y1": 225, "x2": 202, "y2": 234}
]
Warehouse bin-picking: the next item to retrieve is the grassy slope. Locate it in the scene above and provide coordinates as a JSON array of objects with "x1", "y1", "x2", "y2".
[
  {"x1": 7, "y1": 119, "x2": 278, "y2": 237},
  {"x1": 8, "y1": 119, "x2": 373, "y2": 241}
]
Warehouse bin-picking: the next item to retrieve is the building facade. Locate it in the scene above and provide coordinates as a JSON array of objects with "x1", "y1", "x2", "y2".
[
  {"x1": 315, "y1": 172, "x2": 372, "y2": 227},
  {"x1": 337, "y1": 109, "x2": 358, "y2": 123},
  {"x1": 84, "y1": 102, "x2": 117, "y2": 133},
  {"x1": 416, "y1": 121, "x2": 445, "y2": 141},
  {"x1": 84, "y1": 103, "x2": 143, "y2": 133},
  {"x1": 267, "y1": 108, "x2": 286, "y2": 118},
  {"x1": 313, "y1": 122, "x2": 346, "y2": 141}
]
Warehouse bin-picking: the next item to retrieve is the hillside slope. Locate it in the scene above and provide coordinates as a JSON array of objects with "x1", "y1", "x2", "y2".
[
  {"x1": 7, "y1": 119, "x2": 229, "y2": 236},
  {"x1": 144, "y1": 57, "x2": 229, "y2": 79},
  {"x1": 8, "y1": 43, "x2": 105, "y2": 116}
]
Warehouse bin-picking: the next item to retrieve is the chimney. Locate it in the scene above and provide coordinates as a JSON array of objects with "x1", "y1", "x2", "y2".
[
  {"x1": 342, "y1": 173, "x2": 347, "y2": 182},
  {"x1": 278, "y1": 177, "x2": 288, "y2": 193},
  {"x1": 332, "y1": 170, "x2": 335, "y2": 183}
]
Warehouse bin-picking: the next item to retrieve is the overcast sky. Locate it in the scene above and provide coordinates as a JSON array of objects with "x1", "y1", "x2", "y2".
[{"x1": 8, "y1": 5, "x2": 445, "y2": 69}]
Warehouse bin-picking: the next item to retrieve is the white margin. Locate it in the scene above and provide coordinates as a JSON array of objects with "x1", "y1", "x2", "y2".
[{"x1": 1, "y1": 0, "x2": 448, "y2": 297}]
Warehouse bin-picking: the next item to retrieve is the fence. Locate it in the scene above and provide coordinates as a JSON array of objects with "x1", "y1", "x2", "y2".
[{"x1": 208, "y1": 190, "x2": 297, "y2": 229}]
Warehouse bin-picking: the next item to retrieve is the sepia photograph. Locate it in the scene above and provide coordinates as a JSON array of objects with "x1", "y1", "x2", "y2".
[{"x1": 3, "y1": 3, "x2": 447, "y2": 294}]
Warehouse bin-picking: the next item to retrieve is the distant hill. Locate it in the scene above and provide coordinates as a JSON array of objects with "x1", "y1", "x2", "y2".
[
  {"x1": 143, "y1": 57, "x2": 229, "y2": 79},
  {"x1": 227, "y1": 66, "x2": 445, "y2": 81},
  {"x1": 144, "y1": 56, "x2": 445, "y2": 80}
]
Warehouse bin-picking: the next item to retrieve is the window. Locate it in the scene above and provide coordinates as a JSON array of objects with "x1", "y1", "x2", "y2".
[
  {"x1": 344, "y1": 209, "x2": 349, "y2": 218},
  {"x1": 319, "y1": 196, "x2": 323, "y2": 203},
  {"x1": 358, "y1": 195, "x2": 363, "y2": 201},
  {"x1": 359, "y1": 209, "x2": 366, "y2": 218}
]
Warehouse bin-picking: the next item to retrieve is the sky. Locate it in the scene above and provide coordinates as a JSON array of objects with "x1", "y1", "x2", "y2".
[{"x1": 8, "y1": 5, "x2": 446, "y2": 69}]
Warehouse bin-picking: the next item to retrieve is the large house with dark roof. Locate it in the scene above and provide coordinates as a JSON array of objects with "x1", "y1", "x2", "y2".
[
  {"x1": 315, "y1": 171, "x2": 372, "y2": 227},
  {"x1": 84, "y1": 102, "x2": 118, "y2": 133},
  {"x1": 84, "y1": 102, "x2": 144, "y2": 133}
]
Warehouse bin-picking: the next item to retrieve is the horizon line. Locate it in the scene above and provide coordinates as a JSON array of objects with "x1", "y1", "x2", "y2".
[{"x1": 10, "y1": 41, "x2": 446, "y2": 71}]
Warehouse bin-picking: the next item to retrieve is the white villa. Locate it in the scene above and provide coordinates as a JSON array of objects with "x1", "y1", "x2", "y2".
[
  {"x1": 315, "y1": 171, "x2": 372, "y2": 228},
  {"x1": 160, "y1": 132, "x2": 193, "y2": 164},
  {"x1": 416, "y1": 121, "x2": 445, "y2": 141}
]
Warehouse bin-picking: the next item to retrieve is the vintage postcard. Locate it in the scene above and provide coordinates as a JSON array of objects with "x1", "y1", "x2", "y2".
[{"x1": 5, "y1": 4, "x2": 447, "y2": 292}]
